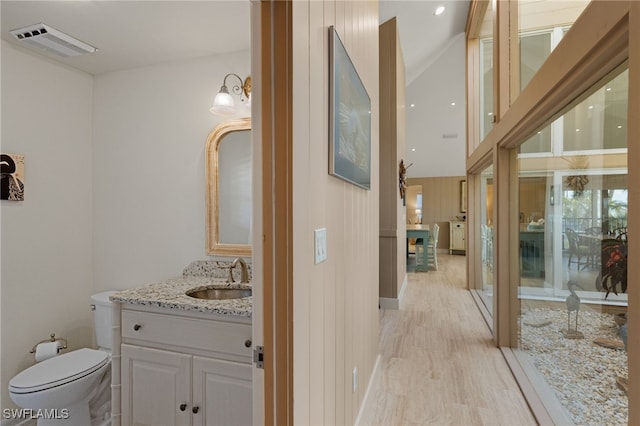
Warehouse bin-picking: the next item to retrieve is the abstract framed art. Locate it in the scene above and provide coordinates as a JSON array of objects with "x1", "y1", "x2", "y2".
[
  {"x1": 1, "y1": 153, "x2": 25, "y2": 201},
  {"x1": 460, "y1": 180, "x2": 467, "y2": 213},
  {"x1": 328, "y1": 25, "x2": 371, "y2": 190}
]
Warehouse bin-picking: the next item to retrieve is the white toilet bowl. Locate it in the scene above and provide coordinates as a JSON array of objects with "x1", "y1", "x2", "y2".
[
  {"x1": 9, "y1": 348, "x2": 110, "y2": 426},
  {"x1": 8, "y1": 291, "x2": 116, "y2": 426}
]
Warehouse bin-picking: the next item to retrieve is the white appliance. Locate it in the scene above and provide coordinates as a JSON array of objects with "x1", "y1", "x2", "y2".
[{"x1": 8, "y1": 291, "x2": 116, "y2": 426}]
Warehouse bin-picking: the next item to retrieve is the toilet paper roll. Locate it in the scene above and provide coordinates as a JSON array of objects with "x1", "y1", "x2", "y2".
[{"x1": 35, "y1": 341, "x2": 60, "y2": 362}]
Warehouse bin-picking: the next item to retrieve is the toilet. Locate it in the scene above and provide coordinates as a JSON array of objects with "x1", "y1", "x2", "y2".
[{"x1": 9, "y1": 291, "x2": 116, "y2": 426}]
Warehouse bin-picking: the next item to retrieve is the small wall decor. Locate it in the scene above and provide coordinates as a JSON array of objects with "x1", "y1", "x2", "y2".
[
  {"x1": 399, "y1": 159, "x2": 408, "y2": 204},
  {"x1": 329, "y1": 25, "x2": 371, "y2": 190},
  {"x1": 565, "y1": 156, "x2": 589, "y2": 197},
  {"x1": 460, "y1": 180, "x2": 467, "y2": 213},
  {"x1": 1, "y1": 153, "x2": 25, "y2": 201}
]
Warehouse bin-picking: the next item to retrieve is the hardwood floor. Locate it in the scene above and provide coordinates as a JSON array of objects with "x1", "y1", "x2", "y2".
[{"x1": 358, "y1": 254, "x2": 536, "y2": 426}]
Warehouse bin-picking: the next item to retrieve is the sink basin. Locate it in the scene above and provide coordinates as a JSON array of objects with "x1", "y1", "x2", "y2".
[{"x1": 186, "y1": 287, "x2": 251, "y2": 300}]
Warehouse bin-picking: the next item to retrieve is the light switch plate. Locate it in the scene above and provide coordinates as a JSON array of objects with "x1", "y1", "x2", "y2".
[
  {"x1": 352, "y1": 367, "x2": 358, "y2": 393},
  {"x1": 314, "y1": 228, "x2": 327, "y2": 264}
]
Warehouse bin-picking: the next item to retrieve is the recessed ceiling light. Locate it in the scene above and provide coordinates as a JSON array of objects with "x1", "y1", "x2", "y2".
[
  {"x1": 606, "y1": 87, "x2": 612, "y2": 92},
  {"x1": 450, "y1": 102, "x2": 456, "y2": 106},
  {"x1": 537, "y1": 131, "x2": 541, "y2": 135},
  {"x1": 588, "y1": 105, "x2": 594, "y2": 109},
  {"x1": 576, "y1": 128, "x2": 580, "y2": 132},
  {"x1": 411, "y1": 148, "x2": 416, "y2": 152},
  {"x1": 617, "y1": 125, "x2": 623, "y2": 129},
  {"x1": 410, "y1": 103, "x2": 415, "y2": 108},
  {"x1": 488, "y1": 112, "x2": 493, "y2": 116},
  {"x1": 434, "y1": 6, "x2": 445, "y2": 16}
]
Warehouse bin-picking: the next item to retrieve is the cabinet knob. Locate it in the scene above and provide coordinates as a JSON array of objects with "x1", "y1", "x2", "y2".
[
  {"x1": 179, "y1": 403, "x2": 187, "y2": 412},
  {"x1": 192, "y1": 406, "x2": 200, "y2": 414},
  {"x1": 133, "y1": 324, "x2": 142, "y2": 331},
  {"x1": 244, "y1": 339, "x2": 252, "y2": 348}
]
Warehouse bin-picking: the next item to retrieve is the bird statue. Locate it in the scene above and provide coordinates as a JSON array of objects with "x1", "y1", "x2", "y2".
[
  {"x1": 564, "y1": 280, "x2": 584, "y2": 339},
  {"x1": 620, "y1": 321, "x2": 628, "y2": 350}
]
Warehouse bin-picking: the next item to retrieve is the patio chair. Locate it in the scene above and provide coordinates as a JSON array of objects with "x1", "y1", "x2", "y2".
[
  {"x1": 613, "y1": 227, "x2": 628, "y2": 242},
  {"x1": 584, "y1": 226, "x2": 602, "y2": 236},
  {"x1": 565, "y1": 228, "x2": 594, "y2": 269}
]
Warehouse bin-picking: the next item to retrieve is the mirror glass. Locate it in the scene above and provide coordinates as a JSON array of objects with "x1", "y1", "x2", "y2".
[{"x1": 206, "y1": 118, "x2": 251, "y2": 256}]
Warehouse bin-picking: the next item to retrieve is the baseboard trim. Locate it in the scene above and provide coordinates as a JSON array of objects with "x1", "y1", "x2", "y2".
[
  {"x1": 354, "y1": 354, "x2": 382, "y2": 426},
  {"x1": 379, "y1": 274, "x2": 407, "y2": 310},
  {"x1": 379, "y1": 297, "x2": 399, "y2": 309},
  {"x1": 397, "y1": 274, "x2": 407, "y2": 304}
]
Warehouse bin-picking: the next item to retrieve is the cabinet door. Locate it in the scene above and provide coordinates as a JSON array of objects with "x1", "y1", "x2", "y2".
[
  {"x1": 452, "y1": 229, "x2": 465, "y2": 250},
  {"x1": 192, "y1": 356, "x2": 252, "y2": 426},
  {"x1": 122, "y1": 344, "x2": 192, "y2": 426},
  {"x1": 450, "y1": 223, "x2": 466, "y2": 251}
]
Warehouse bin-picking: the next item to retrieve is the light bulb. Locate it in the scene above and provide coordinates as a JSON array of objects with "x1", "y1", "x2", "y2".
[{"x1": 210, "y1": 90, "x2": 235, "y2": 115}]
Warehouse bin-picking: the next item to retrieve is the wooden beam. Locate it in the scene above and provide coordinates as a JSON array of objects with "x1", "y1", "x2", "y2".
[{"x1": 260, "y1": 1, "x2": 293, "y2": 424}]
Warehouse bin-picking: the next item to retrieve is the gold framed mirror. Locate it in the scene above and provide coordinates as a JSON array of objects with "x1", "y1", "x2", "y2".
[{"x1": 206, "y1": 117, "x2": 252, "y2": 256}]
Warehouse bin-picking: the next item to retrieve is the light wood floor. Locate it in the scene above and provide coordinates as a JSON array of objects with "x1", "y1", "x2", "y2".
[{"x1": 359, "y1": 254, "x2": 537, "y2": 426}]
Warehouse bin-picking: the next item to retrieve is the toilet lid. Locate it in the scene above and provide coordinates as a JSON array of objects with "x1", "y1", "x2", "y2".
[{"x1": 9, "y1": 348, "x2": 109, "y2": 394}]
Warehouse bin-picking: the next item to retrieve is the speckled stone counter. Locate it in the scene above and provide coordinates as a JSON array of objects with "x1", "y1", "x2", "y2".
[
  {"x1": 182, "y1": 260, "x2": 252, "y2": 281},
  {"x1": 111, "y1": 265, "x2": 252, "y2": 319}
]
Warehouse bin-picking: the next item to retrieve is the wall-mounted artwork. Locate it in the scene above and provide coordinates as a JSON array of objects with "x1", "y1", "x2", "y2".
[
  {"x1": 329, "y1": 25, "x2": 371, "y2": 190},
  {"x1": 1, "y1": 153, "x2": 25, "y2": 201},
  {"x1": 460, "y1": 180, "x2": 467, "y2": 213}
]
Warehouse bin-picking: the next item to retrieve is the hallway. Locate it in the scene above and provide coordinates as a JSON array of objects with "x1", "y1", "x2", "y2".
[{"x1": 359, "y1": 254, "x2": 537, "y2": 425}]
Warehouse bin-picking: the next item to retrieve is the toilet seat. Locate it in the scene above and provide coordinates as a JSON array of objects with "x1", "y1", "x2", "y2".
[{"x1": 9, "y1": 348, "x2": 109, "y2": 394}]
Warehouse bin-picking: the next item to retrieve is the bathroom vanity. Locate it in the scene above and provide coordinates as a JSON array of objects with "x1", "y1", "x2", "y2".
[{"x1": 110, "y1": 268, "x2": 253, "y2": 426}]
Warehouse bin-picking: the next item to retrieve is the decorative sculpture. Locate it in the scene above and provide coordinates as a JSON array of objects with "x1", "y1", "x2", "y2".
[
  {"x1": 398, "y1": 160, "x2": 412, "y2": 205},
  {"x1": 565, "y1": 156, "x2": 589, "y2": 197},
  {"x1": 562, "y1": 280, "x2": 584, "y2": 339}
]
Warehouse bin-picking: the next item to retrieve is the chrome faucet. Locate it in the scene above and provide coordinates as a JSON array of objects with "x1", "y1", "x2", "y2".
[{"x1": 229, "y1": 257, "x2": 249, "y2": 283}]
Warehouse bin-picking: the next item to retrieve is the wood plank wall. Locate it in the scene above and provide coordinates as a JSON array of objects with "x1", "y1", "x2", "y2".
[
  {"x1": 291, "y1": 1, "x2": 380, "y2": 424},
  {"x1": 379, "y1": 17, "x2": 406, "y2": 300},
  {"x1": 407, "y1": 176, "x2": 467, "y2": 250}
]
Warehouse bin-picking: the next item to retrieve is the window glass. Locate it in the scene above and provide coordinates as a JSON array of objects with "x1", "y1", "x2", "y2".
[
  {"x1": 563, "y1": 71, "x2": 628, "y2": 152},
  {"x1": 515, "y1": 67, "x2": 628, "y2": 425},
  {"x1": 478, "y1": 166, "x2": 494, "y2": 314},
  {"x1": 520, "y1": 31, "x2": 551, "y2": 90},
  {"x1": 518, "y1": 0, "x2": 590, "y2": 93},
  {"x1": 519, "y1": 31, "x2": 553, "y2": 153},
  {"x1": 518, "y1": 1, "x2": 590, "y2": 152},
  {"x1": 479, "y1": 1, "x2": 494, "y2": 140}
]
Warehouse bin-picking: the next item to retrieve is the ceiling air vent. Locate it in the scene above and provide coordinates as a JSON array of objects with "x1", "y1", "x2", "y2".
[{"x1": 9, "y1": 23, "x2": 97, "y2": 58}]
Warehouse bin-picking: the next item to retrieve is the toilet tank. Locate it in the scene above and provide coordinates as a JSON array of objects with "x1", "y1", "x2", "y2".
[{"x1": 91, "y1": 290, "x2": 117, "y2": 351}]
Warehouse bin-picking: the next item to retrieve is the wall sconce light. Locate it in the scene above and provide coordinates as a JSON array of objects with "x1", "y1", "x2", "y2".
[{"x1": 210, "y1": 73, "x2": 252, "y2": 115}]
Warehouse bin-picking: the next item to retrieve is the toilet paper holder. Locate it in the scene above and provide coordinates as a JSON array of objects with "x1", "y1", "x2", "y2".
[{"x1": 29, "y1": 333, "x2": 68, "y2": 354}]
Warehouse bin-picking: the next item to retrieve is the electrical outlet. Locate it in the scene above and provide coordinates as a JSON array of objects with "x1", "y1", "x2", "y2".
[
  {"x1": 352, "y1": 367, "x2": 358, "y2": 393},
  {"x1": 314, "y1": 228, "x2": 327, "y2": 264}
]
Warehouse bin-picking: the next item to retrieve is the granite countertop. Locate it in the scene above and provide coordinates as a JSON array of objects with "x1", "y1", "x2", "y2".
[{"x1": 111, "y1": 275, "x2": 252, "y2": 319}]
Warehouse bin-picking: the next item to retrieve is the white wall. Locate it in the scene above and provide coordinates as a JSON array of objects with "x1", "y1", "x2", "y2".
[
  {"x1": 1, "y1": 42, "x2": 250, "y2": 410},
  {"x1": 1, "y1": 41, "x2": 94, "y2": 410},
  {"x1": 405, "y1": 34, "x2": 466, "y2": 178},
  {"x1": 92, "y1": 51, "x2": 250, "y2": 291}
]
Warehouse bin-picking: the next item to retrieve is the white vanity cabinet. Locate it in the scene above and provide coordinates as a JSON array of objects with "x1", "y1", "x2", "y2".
[
  {"x1": 121, "y1": 344, "x2": 191, "y2": 426},
  {"x1": 116, "y1": 306, "x2": 252, "y2": 426}
]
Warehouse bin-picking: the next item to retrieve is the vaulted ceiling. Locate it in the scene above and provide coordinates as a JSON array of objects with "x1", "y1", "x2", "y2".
[
  {"x1": 2, "y1": 1, "x2": 467, "y2": 78},
  {"x1": 2, "y1": 1, "x2": 469, "y2": 179}
]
